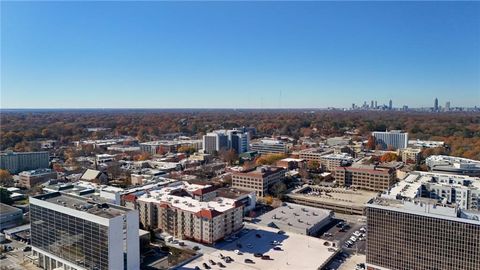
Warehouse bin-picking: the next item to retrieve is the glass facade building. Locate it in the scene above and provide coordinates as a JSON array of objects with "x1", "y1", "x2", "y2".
[
  {"x1": 31, "y1": 204, "x2": 109, "y2": 270},
  {"x1": 30, "y1": 192, "x2": 140, "y2": 270}
]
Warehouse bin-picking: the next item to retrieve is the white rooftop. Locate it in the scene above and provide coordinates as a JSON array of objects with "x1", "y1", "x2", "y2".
[
  {"x1": 180, "y1": 223, "x2": 339, "y2": 270},
  {"x1": 137, "y1": 181, "x2": 238, "y2": 213}
]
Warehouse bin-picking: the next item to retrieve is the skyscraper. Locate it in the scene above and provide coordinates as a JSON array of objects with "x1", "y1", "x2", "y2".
[
  {"x1": 445, "y1": 101, "x2": 451, "y2": 111},
  {"x1": 374, "y1": 100, "x2": 377, "y2": 109},
  {"x1": 388, "y1": 100, "x2": 392, "y2": 110},
  {"x1": 370, "y1": 100, "x2": 374, "y2": 109},
  {"x1": 434, "y1": 97, "x2": 439, "y2": 111}
]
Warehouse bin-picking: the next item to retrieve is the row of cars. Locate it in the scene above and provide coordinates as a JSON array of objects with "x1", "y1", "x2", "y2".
[{"x1": 344, "y1": 227, "x2": 367, "y2": 249}]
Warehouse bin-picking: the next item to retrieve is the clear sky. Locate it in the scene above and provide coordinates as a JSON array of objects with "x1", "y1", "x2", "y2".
[{"x1": 1, "y1": 1, "x2": 479, "y2": 109}]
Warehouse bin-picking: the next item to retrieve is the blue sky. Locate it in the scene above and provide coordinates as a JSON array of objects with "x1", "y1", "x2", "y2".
[{"x1": 1, "y1": 1, "x2": 479, "y2": 108}]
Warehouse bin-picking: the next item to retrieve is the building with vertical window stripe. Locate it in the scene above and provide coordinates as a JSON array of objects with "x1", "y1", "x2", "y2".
[
  {"x1": 366, "y1": 198, "x2": 480, "y2": 270},
  {"x1": 30, "y1": 192, "x2": 140, "y2": 270},
  {"x1": 372, "y1": 130, "x2": 408, "y2": 150}
]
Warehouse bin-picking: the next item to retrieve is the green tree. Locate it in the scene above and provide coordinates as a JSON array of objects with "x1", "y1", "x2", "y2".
[{"x1": 0, "y1": 188, "x2": 13, "y2": 205}]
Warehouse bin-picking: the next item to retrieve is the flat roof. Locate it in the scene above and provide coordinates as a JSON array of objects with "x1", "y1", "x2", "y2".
[
  {"x1": 288, "y1": 186, "x2": 378, "y2": 207},
  {"x1": 232, "y1": 166, "x2": 285, "y2": 178},
  {"x1": 33, "y1": 192, "x2": 130, "y2": 219},
  {"x1": 136, "y1": 182, "x2": 238, "y2": 214},
  {"x1": 0, "y1": 203, "x2": 22, "y2": 215},
  {"x1": 256, "y1": 203, "x2": 331, "y2": 231},
  {"x1": 180, "y1": 223, "x2": 339, "y2": 270}
]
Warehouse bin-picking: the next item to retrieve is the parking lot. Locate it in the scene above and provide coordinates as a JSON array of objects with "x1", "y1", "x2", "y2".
[
  {"x1": 317, "y1": 218, "x2": 367, "y2": 255},
  {"x1": 1, "y1": 239, "x2": 39, "y2": 270},
  {"x1": 180, "y1": 223, "x2": 340, "y2": 270}
]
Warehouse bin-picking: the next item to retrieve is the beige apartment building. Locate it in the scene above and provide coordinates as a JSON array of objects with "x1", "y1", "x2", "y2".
[
  {"x1": 136, "y1": 182, "x2": 243, "y2": 244},
  {"x1": 319, "y1": 153, "x2": 354, "y2": 172},
  {"x1": 399, "y1": 148, "x2": 421, "y2": 164},
  {"x1": 334, "y1": 165, "x2": 396, "y2": 192},
  {"x1": 231, "y1": 166, "x2": 286, "y2": 197}
]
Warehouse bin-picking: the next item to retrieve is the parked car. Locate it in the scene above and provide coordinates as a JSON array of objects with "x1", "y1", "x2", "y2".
[
  {"x1": 234, "y1": 250, "x2": 242, "y2": 255},
  {"x1": 244, "y1": 259, "x2": 254, "y2": 264},
  {"x1": 261, "y1": 255, "x2": 271, "y2": 260},
  {"x1": 209, "y1": 259, "x2": 216, "y2": 265},
  {"x1": 277, "y1": 230, "x2": 285, "y2": 235},
  {"x1": 202, "y1": 262, "x2": 211, "y2": 269},
  {"x1": 254, "y1": 253, "x2": 263, "y2": 257},
  {"x1": 179, "y1": 242, "x2": 186, "y2": 246},
  {"x1": 23, "y1": 246, "x2": 32, "y2": 252},
  {"x1": 217, "y1": 262, "x2": 226, "y2": 268},
  {"x1": 193, "y1": 246, "x2": 200, "y2": 251},
  {"x1": 273, "y1": 246, "x2": 282, "y2": 251}
]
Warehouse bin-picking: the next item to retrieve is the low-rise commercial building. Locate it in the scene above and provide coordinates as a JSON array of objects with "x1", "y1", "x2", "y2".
[
  {"x1": 0, "y1": 203, "x2": 23, "y2": 231},
  {"x1": 256, "y1": 203, "x2": 333, "y2": 236},
  {"x1": 298, "y1": 147, "x2": 333, "y2": 162},
  {"x1": 231, "y1": 166, "x2": 286, "y2": 197},
  {"x1": 286, "y1": 185, "x2": 377, "y2": 215},
  {"x1": 426, "y1": 155, "x2": 480, "y2": 176},
  {"x1": 334, "y1": 165, "x2": 396, "y2": 192},
  {"x1": 18, "y1": 168, "x2": 57, "y2": 188},
  {"x1": 250, "y1": 139, "x2": 288, "y2": 155}
]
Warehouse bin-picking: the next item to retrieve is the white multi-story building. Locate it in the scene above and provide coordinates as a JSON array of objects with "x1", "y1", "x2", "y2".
[
  {"x1": 202, "y1": 129, "x2": 249, "y2": 154},
  {"x1": 384, "y1": 171, "x2": 480, "y2": 210},
  {"x1": 202, "y1": 131, "x2": 229, "y2": 154},
  {"x1": 250, "y1": 139, "x2": 288, "y2": 155},
  {"x1": 372, "y1": 130, "x2": 408, "y2": 150},
  {"x1": 408, "y1": 139, "x2": 444, "y2": 148},
  {"x1": 0, "y1": 151, "x2": 49, "y2": 174},
  {"x1": 30, "y1": 192, "x2": 140, "y2": 270},
  {"x1": 319, "y1": 153, "x2": 354, "y2": 172},
  {"x1": 426, "y1": 155, "x2": 480, "y2": 177},
  {"x1": 136, "y1": 182, "x2": 244, "y2": 244}
]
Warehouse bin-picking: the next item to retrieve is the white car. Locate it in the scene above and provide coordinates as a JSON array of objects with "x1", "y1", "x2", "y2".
[{"x1": 234, "y1": 250, "x2": 242, "y2": 255}]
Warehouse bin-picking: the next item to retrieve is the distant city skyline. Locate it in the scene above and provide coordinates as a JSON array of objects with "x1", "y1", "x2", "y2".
[{"x1": 1, "y1": 1, "x2": 479, "y2": 109}]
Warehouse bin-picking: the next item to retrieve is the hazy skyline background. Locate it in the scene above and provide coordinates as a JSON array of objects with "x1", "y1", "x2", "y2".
[{"x1": 1, "y1": 1, "x2": 479, "y2": 109}]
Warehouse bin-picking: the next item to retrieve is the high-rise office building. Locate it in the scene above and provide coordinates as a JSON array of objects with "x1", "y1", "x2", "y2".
[
  {"x1": 202, "y1": 129, "x2": 249, "y2": 154},
  {"x1": 445, "y1": 101, "x2": 451, "y2": 111},
  {"x1": 0, "y1": 151, "x2": 49, "y2": 174},
  {"x1": 434, "y1": 97, "x2": 439, "y2": 111},
  {"x1": 372, "y1": 130, "x2": 408, "y2": 150},
  {"x1": 227, "y1": 130, "x2": 249, "y2": 154},
  {"x1": 374, "y1": 100, "x2": 377, "y2": 109},
  {"x1": 30, "y1": 192, "x2": 140, "y2": 270},
  {"x1": 370, "y1": 100, "x2": 374, "y2": 109},
  {"x1": 366, "y1": 198, "x2": 480, "y2": 270},
  {"x1": 388, "y1": 100, "x2": 393, "y2": 110},
  {"x1": 202, "y1": 131, "x2": 229, "y2": 154}
]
